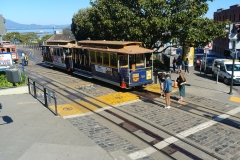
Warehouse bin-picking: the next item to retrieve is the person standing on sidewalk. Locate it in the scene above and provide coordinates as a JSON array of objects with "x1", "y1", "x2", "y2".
[
  {"x1": 172, "y1": 57, "x2": 176, "y2": 73},
  {"x1": 158, "y1": 72, "x2": 166, "y2": 98},
  {"x1": 176, "y1": 56, "x2": 182, "y2": 73},
  {"x1": 184, "y1": 58, "x2": 189, "y2": 74},
  {"x1": 163, "y1": 74, "x2": 172, "y2": 109},
  {"x1": 176, "y1": 71, "x2": 186, "y2": 103}
]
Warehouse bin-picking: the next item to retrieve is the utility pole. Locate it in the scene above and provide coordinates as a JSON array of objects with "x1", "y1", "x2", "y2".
[
  {"x1": 229, "y1": 40, "x2": 236, "y2": 95},
  {"x1": 228, "y1": 23, "x2": 240, "y2": 95}
]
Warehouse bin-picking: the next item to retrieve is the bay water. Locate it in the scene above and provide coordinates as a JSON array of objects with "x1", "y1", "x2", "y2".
[{"x1": 7, "y1": 28, "x2": 64, "y2": 38}]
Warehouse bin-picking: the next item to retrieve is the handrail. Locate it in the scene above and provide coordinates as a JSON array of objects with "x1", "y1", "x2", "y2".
[{"x1": 27, "y1": 77, "x2": 58, "y2": 116}]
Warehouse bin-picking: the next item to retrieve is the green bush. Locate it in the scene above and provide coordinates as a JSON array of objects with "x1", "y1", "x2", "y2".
[{"x1": 0, "y1": 71, "x2": 26, "y2": 88}]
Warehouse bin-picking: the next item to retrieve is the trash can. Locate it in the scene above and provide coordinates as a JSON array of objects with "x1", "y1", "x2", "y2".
[{"x1": 6, "y1": 68, "x2": 22, "y2": 83}]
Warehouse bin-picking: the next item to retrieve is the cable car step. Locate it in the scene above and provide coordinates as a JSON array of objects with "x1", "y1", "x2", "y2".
[{"x1": 73, "y1": 71, "x2": 93, "y2": 79}]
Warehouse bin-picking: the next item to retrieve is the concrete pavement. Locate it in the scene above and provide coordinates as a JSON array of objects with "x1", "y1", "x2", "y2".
[{"x1": 0, "y1": 93, "x2": 113, "y2": 160}]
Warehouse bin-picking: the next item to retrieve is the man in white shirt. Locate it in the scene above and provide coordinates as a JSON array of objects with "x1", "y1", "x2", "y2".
[{"x1": 21, "y1": 52, "x2": 25, "y2": 66}]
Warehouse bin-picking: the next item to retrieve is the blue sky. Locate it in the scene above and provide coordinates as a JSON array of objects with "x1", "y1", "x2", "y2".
[{"x1": 1, "y1": 0, "x2": 239, "y2": 25}]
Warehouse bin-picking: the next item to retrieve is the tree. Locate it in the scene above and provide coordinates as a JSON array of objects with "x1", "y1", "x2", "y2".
[
  {"x1": 71, "y1": 8, "x2": 94, "y2": 40},
  {"x1": 39, "y1": 34, "x2": 52, "y2": 44},
  {"x1": 72, "y1": 0, "x2": 228, "y2": 54},
  {"x1": 3, "y1": 32, "x2": 21, "y2": 43},
  {"x1": 62, "y1": 28, "x2": 75, "y2": 40}
]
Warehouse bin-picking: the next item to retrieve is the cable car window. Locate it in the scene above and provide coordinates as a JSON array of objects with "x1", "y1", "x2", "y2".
[
  {"x1": 96, "y1": 51, "x2": 102, "y2": 65},
  {"x1": 136, "y1": 54, "x2": 144, "y2": 63},
  {"x1": 12, "y1": 48, "x2": 15, "y2": 52},
  {"x1": 7, "y1": 48, "x2": 10, "y2": 52},
  {"x1": 119, "y1": 55, "x2": 128, "y2": 66},
  {"x1": 103, "y1": 53, "x2": 109, "y2": 66},
  {"x1": 110, "y1": 53, "x2": 117, "y2": 67},
  {"x1": 90, "y1": 51, "x2": 96, "y2": 63},
  {"x1": 85, "y1": 50, "x2": 89, "y2": 66}
]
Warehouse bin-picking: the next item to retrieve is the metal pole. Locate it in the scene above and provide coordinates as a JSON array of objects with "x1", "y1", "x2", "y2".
[
  {"x1": 200, "y1": 60, "x2": 202, "y2": 74},
  {"x1": 229, "y1": 40, "x2": 236, "y2": 95},
  {"x1": 216, "y1": 69, "x2": 219, "y2": 84},
  {"x1": 44, "y1": 88, "x2": 48, "y2": 108},
  {"x1": 204, "y1": 50, "x2": 207, "y2": 72},
  {"x1": 54, "y1": 93, "x2": 58, "y2": 116}
]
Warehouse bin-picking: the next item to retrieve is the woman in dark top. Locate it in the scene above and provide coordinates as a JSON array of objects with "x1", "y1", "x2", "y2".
[{"x1": 176, "y1": 71, "x2": 186, "y2": 103}]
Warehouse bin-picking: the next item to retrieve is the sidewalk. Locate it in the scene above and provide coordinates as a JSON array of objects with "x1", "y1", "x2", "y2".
[
  {"x1": 0, "y1": 93, "x2": 113, "y2": 160},
  {"x1": 169, "y1": 66, "x2": 240, "y2": 105}
]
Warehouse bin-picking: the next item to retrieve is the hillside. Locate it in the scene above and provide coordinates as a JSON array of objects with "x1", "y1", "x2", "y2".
[{"x1": 5, "y1": 19, "x2": 70, "y2": 29}]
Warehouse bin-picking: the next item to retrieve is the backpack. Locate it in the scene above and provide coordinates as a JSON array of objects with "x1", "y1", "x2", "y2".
[{"x1": 176, "y1": 58, "x2": 182, "y2": 65}]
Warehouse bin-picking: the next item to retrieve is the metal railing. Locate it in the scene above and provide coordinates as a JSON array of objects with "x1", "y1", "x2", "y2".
[{"x1": 27, "y1": 77, "x2": 58, "y2": 116}]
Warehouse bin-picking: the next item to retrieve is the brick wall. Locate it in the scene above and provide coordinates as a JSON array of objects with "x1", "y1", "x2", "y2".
[{"x1": 213, "y1": 4, "x2": 240, "y2": 54}]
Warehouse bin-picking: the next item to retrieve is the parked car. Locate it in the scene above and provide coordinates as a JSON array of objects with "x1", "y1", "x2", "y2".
[
  {"x1": 194, "y1": 54, "x2": 205, "y2": 68},
  {"x1": 200, "y1": 57, "x2": 218, "y2": 73},
  {"x1": 212, "y1": 59, "x2": 240, "y2": 85}
]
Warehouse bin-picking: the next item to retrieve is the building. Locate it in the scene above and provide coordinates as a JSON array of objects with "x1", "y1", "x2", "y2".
[{"x1": 213, "y1": 4, "x2": 240, "y2": 55}]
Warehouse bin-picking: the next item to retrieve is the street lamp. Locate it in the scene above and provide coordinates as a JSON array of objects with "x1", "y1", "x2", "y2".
[{"x1": 53, "y1": 26, "x2": 55, "y2": 34}]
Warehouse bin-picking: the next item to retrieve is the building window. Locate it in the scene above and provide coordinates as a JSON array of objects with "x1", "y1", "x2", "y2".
[
  {"x1": 230, "y1": 15, "x2": 231, "y2": 20},
  {"x1": 219, "y1": 16, "x2": 221, "y2": 21},
  {"x1": 239, "y1": 13, "x2": 240, "y2": 20},
  {"x1": 234, "y1": 14, "x2": 235, "y2": 21}
]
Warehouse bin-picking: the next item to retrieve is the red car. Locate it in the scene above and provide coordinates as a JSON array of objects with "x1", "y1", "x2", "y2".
[{"x1": 194, "y1": 54, "x2": 205, "y2": 68}]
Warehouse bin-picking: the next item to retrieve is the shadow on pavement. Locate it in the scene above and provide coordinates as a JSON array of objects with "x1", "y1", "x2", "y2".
[{"x1": 0, "y1": 116, "x2": 13, "y2": 125}]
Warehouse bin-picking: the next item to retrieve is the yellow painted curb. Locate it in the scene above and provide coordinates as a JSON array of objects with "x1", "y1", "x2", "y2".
[{"x1": 230, "y1": 96, "x2": 240, "y2": 103}]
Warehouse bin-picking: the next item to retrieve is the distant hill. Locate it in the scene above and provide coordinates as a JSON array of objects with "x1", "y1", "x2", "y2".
[{"x1": 5, "y1": 19, "x2": 70, "y2": 29}]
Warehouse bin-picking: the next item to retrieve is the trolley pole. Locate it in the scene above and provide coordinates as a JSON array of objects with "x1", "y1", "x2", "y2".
[{"x1": 229, "y1": 40, "x2": 237, "y2": 95}]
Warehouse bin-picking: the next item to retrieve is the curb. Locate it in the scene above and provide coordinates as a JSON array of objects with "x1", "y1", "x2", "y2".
[{"x1": 0, "y1": 86, "x2": 28, "y2": 96}]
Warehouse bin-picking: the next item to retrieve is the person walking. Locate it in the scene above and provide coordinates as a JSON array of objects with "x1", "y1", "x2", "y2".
[
  {"x1": 24, "y1": 54, "x2": 28, "y2": 66},
  {"x1": 176, "y1": 56, "x2": 182, "y2": 73},
  {"x1": 176, "y1": 71, "x2": 186, "y2": 103},
  {"x1": 184, "y1": 58, "x2": 189, "y2": 74},
  {"x1": 172, "y1": 57, "x2": 176, "y2": 73},
  {"x1": 21, "y1": 52, "x2": 25, "y2": 66},
  {"x1": 158, "y1": 72, "x2": 166, "y2": 98},
  {"x1": 163, "y1": 74, "x2": 172, "y2": 109}
]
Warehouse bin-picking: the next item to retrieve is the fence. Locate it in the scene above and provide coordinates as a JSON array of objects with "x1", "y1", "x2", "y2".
[{"x1": 27, "y1": 77, "x2": 58, "y2": 116}]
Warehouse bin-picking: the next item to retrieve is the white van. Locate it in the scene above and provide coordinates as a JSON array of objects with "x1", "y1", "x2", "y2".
[{"x1": 212, "y1": 59, "x2": 240, "y2": 85}]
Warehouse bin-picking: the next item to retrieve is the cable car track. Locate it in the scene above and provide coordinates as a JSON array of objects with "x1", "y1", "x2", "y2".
[{"x1": 23, "y1": 67, "x2": 223, "y2": 160}]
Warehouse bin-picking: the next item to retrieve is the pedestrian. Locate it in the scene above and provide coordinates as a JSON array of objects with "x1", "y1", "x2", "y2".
[
  {"x1": 24, "y1": 54, "x2": 28, "y2": 66},
  {"x1": 163, "y1": 74, "x2": 172, "y2": 109},
  {"x1": 176, "y1": 71, "x2": 187, "y2": 103},
  {"x1": 172, "y1": 57, "x2": 176, "y2": 73},
  {"x1": 21, "y1": 52, "x2": 25, "y2": 66},
  {"x1": 176, "y1": 56, "x2": 182, "y2": 73},
  {"x1": 158, "y1": 72, "x2": 166, "y2": 98},
  {"x1": 184, "y1": 58, "x2": 189, "y2": 74}
]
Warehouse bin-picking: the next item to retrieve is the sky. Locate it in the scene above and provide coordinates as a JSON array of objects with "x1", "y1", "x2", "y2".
[{"x1": 1, "y1": 0, "x2": 240, "y2": 25}]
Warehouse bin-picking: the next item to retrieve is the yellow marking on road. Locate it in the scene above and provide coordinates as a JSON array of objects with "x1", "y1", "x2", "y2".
[
  {"x1": 230, "y1": 96, "x2": 240, "y2": 103},
  {"x1": 144, "y1": 84, "x2": 177, "y2": 94},
  {"x1": 18, "y1": 102, "x2": 37, "y2": 104},
  {"x1": 96, "y1": 92, "x2": 140, "y2": 105},
  {"x1": 49, "y1": 103, "x2": 90, "y2": 117}
]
